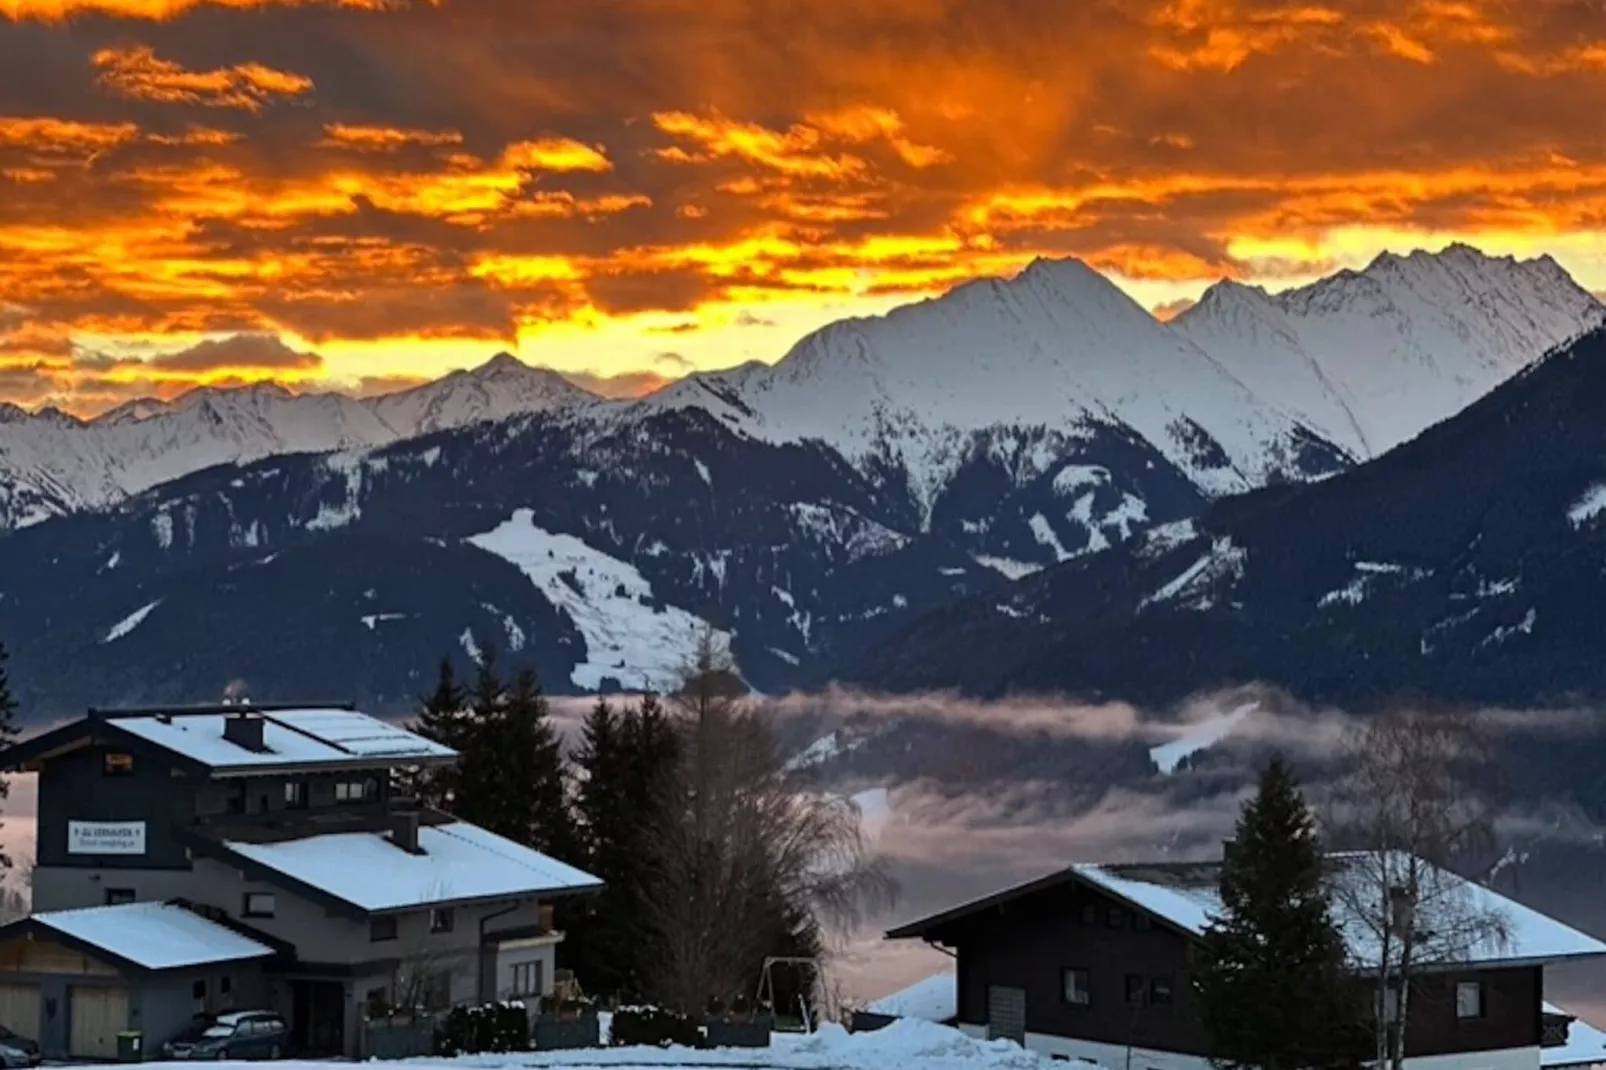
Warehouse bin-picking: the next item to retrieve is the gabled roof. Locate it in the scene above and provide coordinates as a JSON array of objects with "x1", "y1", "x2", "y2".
[
  {"x1": 1, "y1": 901, "x2": 276, "y2": 973},
  {"x1": 888, "y1": 853, "x2": 1606, "y2": 971},
  {"x1": 1543, "y1": 1002, "x2": 1606, "y2": 1069},
  {"x1": 2, "y1": 705, "x2": 455, "y2": 776},
  {"x1": 193, "y1": 821, "x2": 602, "y2": 915}
]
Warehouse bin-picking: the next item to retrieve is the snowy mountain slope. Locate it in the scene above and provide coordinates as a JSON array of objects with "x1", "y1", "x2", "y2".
[
  {"x1": 0, "y1": 406, "x2": 1014, "y2": 716},
  {"x1": 1173, "y1": 244, "x2": 1606, "y2": 458},
  {"x1": 844, "y1": 324, "x2": 1606, "y2": 711},
  {"x1": 0, "y1": 355, "x2": 597, "y2": 529},
  {"x1": 647, "y1": 257, "x2": 1349, "y2": 517}
]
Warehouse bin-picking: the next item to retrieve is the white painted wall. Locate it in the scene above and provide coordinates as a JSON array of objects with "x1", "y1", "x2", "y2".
[{"x1": 494, "y1": 938, "x2": 559, "y2": 1003}]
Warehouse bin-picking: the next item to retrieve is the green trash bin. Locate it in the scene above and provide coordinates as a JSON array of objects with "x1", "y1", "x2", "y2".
[{"x1": 116, "y1": 1030, "x2": 143, "y2": 1063}]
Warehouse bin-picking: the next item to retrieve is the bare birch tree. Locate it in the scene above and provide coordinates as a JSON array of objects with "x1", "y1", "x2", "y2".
[
  {"x1": 1326, "y1": 709, "x2": 1511, "y2": 1070},
  {"x1": 641, "y1": 629, "x2": 897, "y2": 1014}
]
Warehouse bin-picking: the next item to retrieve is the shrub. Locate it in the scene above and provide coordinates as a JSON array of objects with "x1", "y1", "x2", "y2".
[
  {"x1": 434, "y1": 1003, "x2": 530, "y2": 1056},
  {"x1": 610, "y1": 1006, "x2": 703, "y2": 1049}
]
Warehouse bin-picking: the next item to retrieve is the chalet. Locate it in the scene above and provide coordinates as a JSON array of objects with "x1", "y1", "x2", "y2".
[
  {"x1": 0, "y1": 704, "x2": 602, "y2": 1061},
  {"x1": 886, "y1": 855, "x2": 1606, "y2": 1070}
]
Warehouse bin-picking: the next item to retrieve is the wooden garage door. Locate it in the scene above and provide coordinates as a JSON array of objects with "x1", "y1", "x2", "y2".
[
  {"x1": 986, "y1": 984, "x2": 1026, "y2": 1044},
  {"x1": 0, "y1": 984, "x2": 39, "y2": 1038},
  {"x1": 69, "y1": 985, "x2": 129, "y2": 1060}
]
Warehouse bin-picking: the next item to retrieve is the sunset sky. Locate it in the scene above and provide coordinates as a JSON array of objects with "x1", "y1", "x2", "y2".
[{"x1": 5, "y1": 0, "x2": 1606, "y2": 415}]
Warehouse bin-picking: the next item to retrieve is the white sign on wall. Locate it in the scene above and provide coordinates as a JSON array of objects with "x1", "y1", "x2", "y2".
[{"x1": 67, "y1": 821, "x2": 147, "y2": 856}]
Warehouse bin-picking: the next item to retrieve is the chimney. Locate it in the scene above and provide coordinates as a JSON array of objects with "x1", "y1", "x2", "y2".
[
  {"x1": 223, "y1": 712, "x2": 266, "y2": 753},
  {"x1": 391, "y1": 811, "x2": 421, "y2": 855},
  {"x1": 538, "y1": 903, "x2": 555, "y2": 932}
]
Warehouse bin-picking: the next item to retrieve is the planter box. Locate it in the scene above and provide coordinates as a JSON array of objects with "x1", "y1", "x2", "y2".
[
  {"x1": 704, "y1": 1014, "x2": 773, "y2": 1049},
  {"x1": 534, "y1": 1012, "x2": 601, "y2": 1051}
]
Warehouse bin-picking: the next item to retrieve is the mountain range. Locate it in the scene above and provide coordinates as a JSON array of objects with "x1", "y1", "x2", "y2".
[
  {"x1": 0, "y1": 243, "x2": 1599, "y2": 716},
  {"x1": 844, "y1": 322, "x2": 1606, "y2": 712}
]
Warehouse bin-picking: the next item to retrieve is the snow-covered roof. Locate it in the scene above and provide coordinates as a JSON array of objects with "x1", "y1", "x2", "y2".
[
  {"x1": 29, "y1": 901, "x2": 275, "y2": 971},
  {"x1": 1544, "y1": 1002, "x2": 1606, "y2": 1069},
  {"x1": 222, "y1": 821, "x2": 601, "y2": 912},
  {"x1": 1072, "y1": 857, "x2": 1606, "y2": 968},
  {"x1": 891, "y1": 853, "x2": 1606, "y2": 970},
  {"x1": 864, "y1": 971, "x2": 957, "y2": 1023},
  {"x1": 110, "y1": 708, "x2": 455, "y2": 771}
]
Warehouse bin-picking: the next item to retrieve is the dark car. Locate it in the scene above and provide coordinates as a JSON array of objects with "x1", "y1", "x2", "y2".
[
  {"x1": 164, "y1": 1012, "x2": 289, "y2": 1061},
  {"x1": 0, "y1": 1024, "x2": 40, "y2": 1067}
]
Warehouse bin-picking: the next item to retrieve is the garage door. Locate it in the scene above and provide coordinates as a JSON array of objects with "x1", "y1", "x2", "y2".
[
  {"x1": 0, "y1": 984, "x2": 39, "y2": 1038},
  {"x1": 986, "y1": 984, "x2": 1026, "y2": 1044},
  {"x1": 69, "y1": 986, "x2": 129, "y2": 1060}
]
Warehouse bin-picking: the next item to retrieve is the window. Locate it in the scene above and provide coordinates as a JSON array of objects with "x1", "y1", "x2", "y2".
[
  {"x1": 430, "y1": 908, "x2": 455, "y2": 934},
  {"x1": 1107, "y1": 907, "x2": 1124, "y2": 928},
  {"x1": 1125, "y1": 974, "x2": 1146, "y2": 1005},
  {"x1": 336, "y1": 779, "x2": 378, "y2": 804},
  {"x1": 1080, "y1": 904, "x2": 1097, "y2": 925},
  {"x1": 220, "y1": 976, "x2": 232, "y2": 995},
  {"x1": 243, "y1": 892, "x2": 276, "y2": 918},
  {"x1": 370, "y1": 916, "x2": 398, "y2": 942},
  {"x1": 510, "y1": 961, "x2": 544, "y2": 998},
  {"x1": 192, "y1": 979, "x2": 207, "y2": 1001},
  {"x1": 226, "y1": 782, "x2": 246, "y2": 814},
  {"x1": 1149, "y1": 977, "x2": 1173, "y2": 1007},
  {"x1": 1377, "y1": 988, "x2": 1401, "y2": 1024},
  {"x1": 103, "y1": 752, "x2": 135, "y2": 776},
  {"x1": 104, "y1": 888, "x2": 136, "y2": 906},
  {"x1": 1456, "y1": 981, "x2": 1484, "y2": 1020},
  {"x1": 284, "y1": 781, "x2": 307, "y2": 810},
  {"x1": 1060, "y1": 968, "x2": 1090, "y2": 1006}
]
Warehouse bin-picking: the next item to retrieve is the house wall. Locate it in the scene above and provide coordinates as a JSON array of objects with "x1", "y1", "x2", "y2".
[
  {"x1": 947, "y1": 881, "x2": 1204, "y2": 1056},
  {"x1": 493, "y1": 938, "x2": 559, "y2": 1004},
  {"x1": 941, "y1": 878, "x2": 1545, "y2": 1064},
  {"x1": 192, "y1": 770, "x2": 395, "y2": 821},
  {"x1": 33, "y1": 743, "x2": 199, "y2": 878}
]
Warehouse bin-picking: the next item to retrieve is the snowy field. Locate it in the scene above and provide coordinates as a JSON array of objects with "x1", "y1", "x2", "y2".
[{"x1": 93, "y1": 1021, "x2": 1052, "y2": 1070}]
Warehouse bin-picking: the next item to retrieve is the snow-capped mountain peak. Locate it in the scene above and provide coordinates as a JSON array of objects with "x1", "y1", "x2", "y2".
[
  {"x1": 649, "y1": 255, "x2": 1346, "y2": 520},
  {"x1": 1173, "y1": 244, "x2": 1606, "y2": 458}
]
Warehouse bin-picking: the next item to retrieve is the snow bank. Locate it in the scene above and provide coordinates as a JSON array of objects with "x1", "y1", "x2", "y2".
[{"x1": 410, "y1": 1017, "x2": 1054, "y2": 1069}]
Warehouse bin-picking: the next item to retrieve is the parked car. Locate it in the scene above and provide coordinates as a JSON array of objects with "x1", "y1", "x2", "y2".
[
  {"x1": 0, "y1": 1025, "x2": 40, "y2": 1067},
  {"x1": 164, "y1": 1011, "x2": 290, "y2": 1060}
]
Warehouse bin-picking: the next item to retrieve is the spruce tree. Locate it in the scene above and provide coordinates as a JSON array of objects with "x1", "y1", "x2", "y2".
[
  {"x1": 408, "y1": 657, "x2": 468, "y2": 810},
  {"x1": 564, "y1": 698, "x2": 631, "y2": 994},
  {"x1": 502, "y1": 667, "x2": 578, "y2": 861},
  {"x1": 0, "y1": 643, "x2": 18, "y2": 871},
  {"x1": 1193, "y1": 758, "x2": 1369, "y2": 1070},
  {"x1": 447, "y1": 640, "x2": 505, "y2": 832}
]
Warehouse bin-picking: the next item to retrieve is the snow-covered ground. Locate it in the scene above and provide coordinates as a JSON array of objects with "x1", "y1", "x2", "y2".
[
  {"x1": 109, "y1": 1020, "x2": 1052, "y2": 1070},
  {"x1": 468, "y1": 508, "x2": 729, "y2": 691}
]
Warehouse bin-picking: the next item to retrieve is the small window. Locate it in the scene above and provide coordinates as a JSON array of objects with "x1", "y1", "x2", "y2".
[
  {"x1": 1061, "y1": 968, "x2": 1090, "y2": 1006},
  {"x1": 243, "y1": 892, "x2": 276, "y2": 918},
  {"x1": 284, "y1": 781, "x2": 307, "y2": 810},
  {"x1": 104, "y1": 888, "x2": 136, "y2": 906},
  {"x1": 1150, "y1": 977, "x2": 1173, "y2": 1007},
  {"x1": 430, "y1": 908, "x2": 455, "y2": 934},
  {"x1": 220, "y1": 975, "x2": 232, "y2": 996},
  {"x1": 1107, "y1": 907, "x2": 1124, "y2": 928},
  {"x1": 1080, "y1": 904, "x2": 1096, "y2": 925},
  {"x1": 370, "y1": 916, "x2": 398, "y2": 942},
  {"x1": 1456, "y1": 981, "x2": 1483, "y2": 1020},
  {"x1": 336, "y1": 779, "x2": 378, "y2": 804},
  {"x1": 1125, "y1": 974, "x2": 1146, "y2": 1005},
  {"x1": 423, "y1": 971, "x2": 452, "y2": 1012},
  {"x1": 510, "y1": 961, "x2": 543, "y2": 998},
  {"x1": 192, "y1": 979, "x2": 208, "y2": 1001},
  {"x1": 103, "y1": 752, "x2": 135, "y2": 776}
]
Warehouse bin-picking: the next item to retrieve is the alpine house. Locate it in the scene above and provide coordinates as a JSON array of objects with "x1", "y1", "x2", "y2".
[
  {"x1": 886, "y1": 854, "x2": 1606, "y2": 1070},
  {"x1": 0, "y1": 704, "x2": 600, "y2": 1061}
]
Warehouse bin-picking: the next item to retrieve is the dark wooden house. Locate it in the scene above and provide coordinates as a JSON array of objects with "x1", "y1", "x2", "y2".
[{"x1": 887, "y1": 856, "x2": 1606, "y2": 1070}]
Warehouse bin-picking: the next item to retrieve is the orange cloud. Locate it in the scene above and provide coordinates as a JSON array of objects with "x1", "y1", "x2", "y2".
[
  {"x1": 318, "y1": 123, "x2": 464, "y2": 151},
  {"x1": 0, "y1": 116, "x2": 139, "y2": 153},
  {"x1": 93, "y1": 45, "x2": 313, "y2": 112},
  {"x1": 653, "y1": 110, "x2": 869, "y2": 180},
  {"x1": 3, "y1": 0, "x2": 412, "y2": 21}
]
